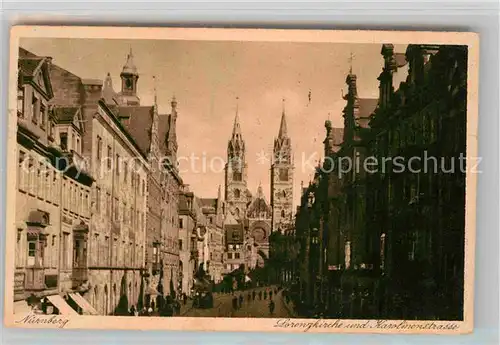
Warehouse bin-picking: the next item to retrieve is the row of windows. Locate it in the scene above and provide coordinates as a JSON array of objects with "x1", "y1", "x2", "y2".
[
  {"x1": 226, "y1": 252, "x2": 241, "y2": 259},
  {"x1": 90, "y1": 234, "x2": 143, "y2": 268},
  {"x1": 62, "y1": 179, "x2": 90, "y2": 217},
  {"x1": 94, "y1": 186, "x2": 145, "y2": 228},
  {"x1": 226, "y1": 263, "x2": 240, "y2": 271},
  {"x1": 18, "y1": 152, "x2": 60, "y2": 204},
  {"x1": 17, "y1": 150, "x2": 90, "y2": 217},
  {"x1": 95, "y1": 135, "x2": 146, "y2": 197}
]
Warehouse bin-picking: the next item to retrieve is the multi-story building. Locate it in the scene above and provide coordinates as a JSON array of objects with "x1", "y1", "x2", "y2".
[
  {"x1": 200, "y1": 186, "x2": 225, "y2": 283},
  {"x1": 15, "y1": 49, "x2": 97, "y2": 316},
  {"x1": 295, "y1": 43, "x2": 467, "y2": 321},
  {"x1": 100, "y1": 50, "x2": 183, "y2": 301},
  {"x1": 18, "y1": 47, "x2": 150, "y2": 316}
]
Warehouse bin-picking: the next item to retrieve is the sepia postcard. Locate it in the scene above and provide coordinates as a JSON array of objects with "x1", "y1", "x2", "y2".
[{"x1": 4, "y1": 26, "x2": 478, "y2": 334}]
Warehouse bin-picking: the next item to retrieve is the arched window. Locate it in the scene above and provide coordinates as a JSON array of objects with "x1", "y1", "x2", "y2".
[
  {"x1": 234, "y1": 189, "x2": 241, "y2": 199},
  {"x1": 235, "y1": 208, "x2": 240, "y2": 218}
]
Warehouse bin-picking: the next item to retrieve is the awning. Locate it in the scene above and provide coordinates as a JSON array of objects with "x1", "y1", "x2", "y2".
[
  {"x1": 14, "y1": 300, "x2": 32, "y2": 315},
  {"x1": 68, "y1": 293, "x2": 99, "y2": 315},
  {"x1": 46, "y1": 294, "x2": 78, "y2": 316}
]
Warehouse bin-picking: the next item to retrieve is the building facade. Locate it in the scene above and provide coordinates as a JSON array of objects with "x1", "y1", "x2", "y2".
[{"x1": 294, "y1": 43, "x2": 468, "y2": 321}]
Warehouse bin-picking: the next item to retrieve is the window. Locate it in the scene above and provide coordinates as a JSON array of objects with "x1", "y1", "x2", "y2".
[
  {"x1": 235, "y1": 253, "x2": 240, "y2": 259},
  {"x1": 115, "y1": 154, "x2": 120, "y2": 176},
  {"x1": 233, "y1": 171, "x2": 242, "y2": 181},
  {"x1": 279, "y1": 168, "x2": 288, "y2": 181},
  {"x1": 18, "y1": 151, "x2": 26, "y2": 191},
  {"x1": 95, "y1": 187, "x2": 101, "y2": 213},
  {"x1": 31, "y1": 96, "x2": 38, "y2": 124},
  {"x1": 281, "y1": 210, "x2": 286, "y2": 218},
  {"x1": 107, "y1": 146, "x2": 112, "y2": 168},
  {"x1": 153, "y1": 244, "x2": 160, "y2": 264},
  {"x1": 17, "y1": 88, "x2": 24, "y2": 118},
  {"x1": 234, "y1": 189, "x2": 240, "y2": 199},
  {"x1": 27, "y1": 240, "x2": 36, "y2": 266},
  {"x1": 40, "y1": 103, "x2": 46, "y2": 129},
  {"x1": 178, "y1": 239, "x2": 183, "y2": 251},
  {"x1": 123, "y1": 162, "x2": 128, "y2": 183},
  {"x1": 179, "y1": 218, "x2": 184, "y2": 228},
  {"x1": 60, "y1": 132, "x2": 68, "y2": 151},
  {"x1": 227, "y1": 253, "x2": 232, "y2": 259},
  {"x1": 76, "y1": 137, "x2": 80, "y2": 154},
  {"x1": 96, "y1": 136, "x2": 102, "y2": 160},
  {"x1": 106, "y1": 192, "x2": 111, "y2": 216}
]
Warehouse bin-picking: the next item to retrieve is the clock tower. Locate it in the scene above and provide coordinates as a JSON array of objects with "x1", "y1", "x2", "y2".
[{"x1": 270, "y1": 101, "x2": 294, "y2": 233}]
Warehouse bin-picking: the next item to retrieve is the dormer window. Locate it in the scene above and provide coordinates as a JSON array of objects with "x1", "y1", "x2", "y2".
[
  {"x1": 60, "y1": 132, "x2": 68, "y2": 151},
  {"x1": 31, "y1": 96, "x2": 38, "y2": 124}
]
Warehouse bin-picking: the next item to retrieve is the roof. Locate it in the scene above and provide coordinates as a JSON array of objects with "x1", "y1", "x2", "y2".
[
  {"x1": 331, "y1": 128, "x2": 344, "y2": 146},
  {"x1": 357, "y1": 98, "x2": 378, "y2": 119},
  {"x1": 224, "y1": 213, "x2": 239, "y2": 225},
  {"x1": 117, "y1": 106, "x2": 154, "y2": 156},
  {"x1": 395, "y1": 53, "x2": 408, "y2": 68},
  {"x1": 52, "y1": 106, "x2": 80, "y2": 123},
  {"x1": 18, "y1": 58, "x2": 44, "y2": 77}
]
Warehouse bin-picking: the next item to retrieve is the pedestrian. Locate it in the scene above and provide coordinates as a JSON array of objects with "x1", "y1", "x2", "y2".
[
  {"x1": 129, "y1": 305, "x2": 136, "y2": 316},
  {"x1": 239, "y1": 295, "x2": 243, "y2": 308},
  {"x1": 183, "y1": 293, "x2": 188, "y2": 305},
  {"x1": 252, "y1": 290, "x2": 256, "y2": 301},
  {"x1": 269, "y1": 299, "x2": 275, "y2": 315},
  {"x1": 232, "y1": 296, "x2": 238, "y2": 311},
  {"x1": 151, "y1": 300, "x2": 155, "y2": 311},
  {"x1": 247, "y1": 293, "x2": 251, "y2": 302},
  {"x1": 269, "y1": 290, "x2": 273, "y2": 300},
  {"x1": 264, "y1": 291, "x2": 267, "y2": 300},
  {"x1": 174, "y1": 299, "x2": 181, "y2": 315},
  {"x1": 148, "y1": 306, "x2": 153, "y2": 315}
]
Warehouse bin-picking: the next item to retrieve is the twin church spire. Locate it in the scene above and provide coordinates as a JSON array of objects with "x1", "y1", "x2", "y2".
[{"x1": 225, "y1": 98, "x2": 294, "y2": 232}]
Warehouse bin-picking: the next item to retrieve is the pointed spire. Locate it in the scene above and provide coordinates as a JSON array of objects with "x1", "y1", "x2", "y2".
[
  {"x1": 122, "y1": 47, "x2": 138, "y2": 75},
  {"x1": 171, "y1": 94, "x2": 177, "y2": 110},
  {"x1": 232, "y1": 96, "x2": 242, "y2": 138},
  {"x1": 278, "y1": 98, "x2": 288, "y2": 138},
  {"x1": 348, "y1": 52, "x2": 355, "y2": 75},
  {"x1": 257, "y1": 182, "x2": 264, "y2": 198},
  {"x1": 153, "y1": 75, "x2": 157, "y2": 105}
]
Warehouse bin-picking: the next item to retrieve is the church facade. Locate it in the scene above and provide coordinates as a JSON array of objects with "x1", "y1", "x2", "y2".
[{"x1": 224, "y1": 104, "x2": 294, "y2": 271}]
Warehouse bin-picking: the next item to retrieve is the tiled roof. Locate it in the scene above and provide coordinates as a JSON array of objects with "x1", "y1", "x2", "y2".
[
  {"x1": 117, "y1": 106, "x2": 154, "y2": 156},
  {"x1": 357, "y1": 98, "x2": 378, "y2": 119}
]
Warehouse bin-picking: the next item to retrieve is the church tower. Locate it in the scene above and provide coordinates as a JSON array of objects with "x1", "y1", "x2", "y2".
[
  {"x1": 118, "y1": 48, "x2": 140, "y2": 106},
  {"x1": 225, "y1": 101, "x2": 248, "y2": 221},
  {"x1": 270, "y1": 100, "x2": 294, "y2": 233}
]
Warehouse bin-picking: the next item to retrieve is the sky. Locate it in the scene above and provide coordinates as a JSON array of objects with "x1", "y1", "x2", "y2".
[{"x1": 20, "y1": 38, "x2": 407, "y2": 208}]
